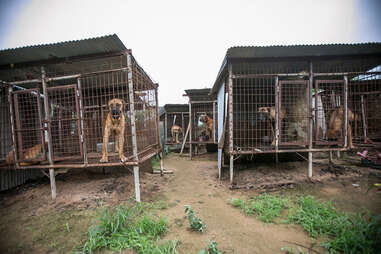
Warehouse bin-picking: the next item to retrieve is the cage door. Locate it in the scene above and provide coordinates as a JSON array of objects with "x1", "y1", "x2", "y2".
[
  {"x1": 47, "y1": 85, "x2": 83, "y2": 161},
  {"x1": 314, "y1": 80, "x2": 345, "y2": 145},
  {"x1": 279, "y1": 80, "x2": 310, "y2": 146},
  {"x1": 11, "y1": 89, "x2": 46, "y2": 163}
]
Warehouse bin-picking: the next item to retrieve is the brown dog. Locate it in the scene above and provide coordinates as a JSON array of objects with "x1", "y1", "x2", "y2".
[
  {"x1": 327, "y1": 106, "x2": 355, "y2": 149},
  {"x1": 5, "y1": 142, "x2": 47, "y2": 166},
  {"x1": 200, "y1": 115, "x2": 213, "y2": 141},
  {"x1": 100, "y1": 98, "x2": 127, "y2": 163},
  {"x1": 171, "y1": 124, "x2": 182, "y2": 143},
  {"x1": 257, "y1": 106, "x2": 285, "y2": 146}
]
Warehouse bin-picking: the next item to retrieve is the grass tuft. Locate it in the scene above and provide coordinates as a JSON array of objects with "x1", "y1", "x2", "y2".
[
  {"x1": 81, "y1": 201, "x2": 178, "y2": 254},
  {"x1": 232, "y1": 194, "x2": 381, "y2": 254},
  {"x1": 231, "y1": 194, "x2": 290, "y2": 223}
]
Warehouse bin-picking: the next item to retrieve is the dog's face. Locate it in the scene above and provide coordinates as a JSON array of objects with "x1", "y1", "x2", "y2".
[
  {"x1": 257, "y1": 107, "x2": 270, "y2": 114},
  {"x1": 108, "y1": 99, "x2": 124, "y2": 120},
  {"x1": 200, "y1": 115, "x2": 209, "y2": 123}
]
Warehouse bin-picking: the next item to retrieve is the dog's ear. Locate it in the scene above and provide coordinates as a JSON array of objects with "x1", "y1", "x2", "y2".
[{"x1": 120, "y1": 99, "x2": 126, "y2": 110}]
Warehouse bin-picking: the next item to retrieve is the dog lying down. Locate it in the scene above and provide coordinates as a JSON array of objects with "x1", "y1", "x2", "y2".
[{"x1": 4, "y1": 142, "x2": 47, "y2": 166}]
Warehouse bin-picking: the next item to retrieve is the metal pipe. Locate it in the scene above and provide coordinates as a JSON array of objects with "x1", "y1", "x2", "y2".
[
  {"x1": 164, "y1": 113, "x2": 168, "y2": 144},
  {"x1": 126, "y1": 52, "x2": 141, "y2": 202},
  {"x1": 308, "y1": 62, "x2": 314, "y2": 178},
  {"x1": 189, "y1": 100, "x2": 217, "y2": 104},
  {"x1": 154, "y1": 86, "x2": 164, "y2": 176},
  {"x1": 344, "y1": 75, "x2": 348, "y2": 148},
  {"x1": 7, "y1": 85, "x2": 20, "y2": 169},
  {"x1": 231, "y1": 147, "x2": 349, "y2": 154},
  {"x1": 189, "y1": 102, "x2": 192, "y2": 159},
  {"x1": 360, "y1": 95, "x2": 367, "y2": 142},
  {"x1": 41, "y1": 66, "x2": 56, "y2": 200},
  {"x1": 213, "y1": 101, "x2": 216, "y2": 143},
  {"x1": 228, "y1": 62, "x2": 234, "y2": 184},
  {"x1": 77, "y1": 78, "x2": 88, "y2": 165}
]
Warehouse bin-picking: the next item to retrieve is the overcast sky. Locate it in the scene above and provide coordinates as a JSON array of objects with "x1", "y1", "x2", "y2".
[{"x1": 1, "y1": 0, "x2": 380, "y2": 105}]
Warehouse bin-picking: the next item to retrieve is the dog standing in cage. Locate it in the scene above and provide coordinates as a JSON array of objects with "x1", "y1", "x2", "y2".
[
  {"x1": 100, "y1": 98, "x2": 127, "y2": 163},
  {"x1": 200, "y1": 115, "x2": 213, "y2": 141},
  {"x1": 171, "y1": 124, "x2": 183, "y2": 143},
  {"x1": 327, "y1": 106, "x2": 356, "y2": 149},
  {"x1": 257, "y1": 106, "x2": 285, "y2": 146}
]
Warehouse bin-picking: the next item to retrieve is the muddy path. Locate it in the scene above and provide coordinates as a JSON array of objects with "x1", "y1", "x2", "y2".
[{"x1": 0, "y1": 152, "x2": 380, "y2": 253}]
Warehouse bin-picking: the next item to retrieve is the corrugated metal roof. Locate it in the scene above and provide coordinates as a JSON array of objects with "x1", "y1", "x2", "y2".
[
  {"x1": 163, "y1": 104, "x2": 189, "y2": 113},
  {"x1": 0, "y1": 34, "x2": 127, "y2": 66},
  {"x1": 185, "y1": 88, "x2": 215, "y2": 102},
  {"x1": 227, "y1": 42, "x2": 381, "y2": 59},
  {"x1": 211, "y1": 42, "x2": 381, "y2": 95}
]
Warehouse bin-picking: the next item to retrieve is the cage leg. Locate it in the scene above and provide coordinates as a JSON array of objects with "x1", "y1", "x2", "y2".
[
  {"x1": 133, "y1": 165, "x2": 141, "y2": 202},
  {"x1": 329, "y1": 151, "x2": 333, "y2": 164},
  {"x1": 275, "y1": 153, "x2": 279, "y2": 163},
  {"x1": 189, "y1": 143, "x2": 192, "y2": 160},
  {"x1": 49, "y1": 168, "x2": 56, "y2": 200},
  {"x1": 336, "y1": 150, "x2": 341, "y2": 159},
  {"x1": 230, "y1": 155, "x2": 234, "y2": 184},
  {"x1": 159, "y1": 152, "x2": 164, "y2": 176},
  {"x1": 308, "y1": 152, "x2": 313, "y2": 178}
]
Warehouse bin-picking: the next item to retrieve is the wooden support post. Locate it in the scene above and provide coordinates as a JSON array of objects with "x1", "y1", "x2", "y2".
[
  {"x1": 127, "y1": 51, "x2": 141, "y2": 202},
  {"x1": 180, "y1": 122, "x2": 190, "y2": 155},
  {"x1": 329, "y1": 151, "x2": 333, "y2": 164}
]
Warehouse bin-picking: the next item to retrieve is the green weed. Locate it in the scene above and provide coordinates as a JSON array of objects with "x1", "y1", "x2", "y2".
[
  {"x1": 232, "y1": 194, "x2": 381, "y2": 254},
  {"x1": 199, "y1": 240, "x2": 222, "y2": 254},
  {"x1": 231, "y1": 194, "x2": 290, "y2": 223},
  {"x1": 289, "y1": 195, "x2": 381, "y2": 254},
  {"x1": 81, "y1": 201, "x2": 178, "y2": 254},
  {"x1": 184, "y1": 205, "x2": 206, "y2": 232}
]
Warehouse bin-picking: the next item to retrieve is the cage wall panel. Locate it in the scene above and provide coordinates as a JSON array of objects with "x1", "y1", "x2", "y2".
[
  {"x1": 348, "y1": 79, "x2": 381, "y2": 142},
  {"x1": 11, "y1": 89, "x2": 46, "y2": 162},
  {"x1": 48, "y1": 85, "x2": 83, "y2": 161},
  {"x1": 165, "y1": 113, "x2": 189, "y2": 144},
  {"x1": 314, "y1": 80, "x2": 345, "y2": 145},
  {"x1": 279, "y1": 81, "x2": 309, "y2": 146},
  {"x1": 232, "y1": 77, "x2": 276, "y2": 151},
  {"x1": 80, "y1": 71, "x2": 134, "y2": 163},
  {"x1": 190, "y1": 102, "x2": 217, "y2": 144},
  {"x1": 0, "y1": 87, "x2": 12, "y2": 160}
]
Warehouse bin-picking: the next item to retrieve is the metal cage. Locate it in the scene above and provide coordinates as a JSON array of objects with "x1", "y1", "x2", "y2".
[
  {"x1": 211, "y1": 44, "x2": 381, "y2": 183},
  {"x1": 0, "y1": 37, "x2": 163, "y2": 201}
]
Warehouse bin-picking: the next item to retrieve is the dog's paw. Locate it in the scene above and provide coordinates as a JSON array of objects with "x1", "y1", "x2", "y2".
[
  {"x1": 120, "y1": 155, "x2": 127, "y2": 163},
  {"x1": 100, "y1": 157, "x2": 108, "y2": 163}
]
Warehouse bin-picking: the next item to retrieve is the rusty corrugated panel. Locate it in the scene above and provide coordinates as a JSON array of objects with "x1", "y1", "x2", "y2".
[{"x1": 0, "y1": 169, "x2": 43, "y2": 191}]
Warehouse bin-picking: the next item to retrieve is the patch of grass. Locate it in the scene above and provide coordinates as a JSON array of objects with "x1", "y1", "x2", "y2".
[
  {"x1": 232, "y1": 194, "x2": 381, "y2": 254},
  {"x1": 280, "y1": 246, "x2": 310, "y2": 254},
  {"x1": 81, "y1": 201, "x2": 179, "y2": 254},
  {"x1": 199, "y1": 240, "x2": 222, "y2": 254},
  {"x1": 231, "y1": 194, "x2": 290, "y2": 223},
  {"x1": 184, "y1": 205, "x2": 206, "y2": 232},
  {"x1": 289, "y1": 195, "x2": 381, "y2": 254}
]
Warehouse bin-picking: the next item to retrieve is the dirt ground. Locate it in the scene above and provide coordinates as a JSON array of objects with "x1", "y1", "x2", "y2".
[{"x1": 0, "y1": 152, "x2": 380, "y2": 253}]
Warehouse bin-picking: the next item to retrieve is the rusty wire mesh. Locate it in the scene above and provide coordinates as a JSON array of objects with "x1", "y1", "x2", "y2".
[
  {"x1": 165, "y1": 113, "x2": 189, "y2": 144},
  {"x1": 190, "y1": 101, "x2": 217, "y2": 144}
]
